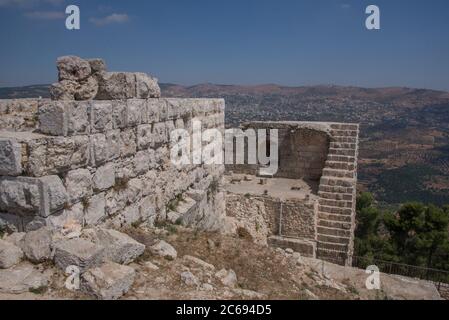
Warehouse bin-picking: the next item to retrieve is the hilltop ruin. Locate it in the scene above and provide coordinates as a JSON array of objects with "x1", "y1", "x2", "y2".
[{"x1": 0, "y1": 56, "x2": 373, "y2": 299}]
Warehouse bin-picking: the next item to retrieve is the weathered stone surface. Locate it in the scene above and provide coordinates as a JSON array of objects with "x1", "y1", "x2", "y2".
[
  {"x1": 84, "y1": 193, "x2": 106, "y2": 226},
  {"x1": 64, "y1": 169, "x2": 92, "y2": 203},
  {"x1": 90, "y1": 101, "x2": 113, "y2": 132},
  {"x1": 74, "y1": 76, "x2": 98, "y2": 101},
  {"x1": 0, "y1": 138, "x2": 22, "y2": 176},
  {"x1": 57, "y1": 56, "x2": 92, "y2": 82},
  {"x1": 87, "y1": 58, "x2": 107, "y2": 74},
  {"x1": 0, "y1": 239, "x2": 23, "y2": 269},
  {"x1": 215, "y1": 269, "x2": 237, "y2": 288},
  {"x1": 96, "y1": 72, "x2": 136, "y2": 100},
  {"x1": 82, "y1": 228, "x2": 145, "y2": 265},
  {"x1": 149, "y1": 240, "x2": 177, "y2": 260},
  {"x1": 0, "y1": 262, "x2": 52, "y2": 294},
  {"x1": 81, "y1": 261, "x2": 135, "y2": 300},
  {"x1": 3, "y1": 232, "x2": 25, "y2": 247},
  {"x1": 0, "y1": 177, "x2": 40, "y2": 216},
  {"x1": 182, "y1": 255, "x2": 215, "y2": 271},
  {"x1": 21, "y1": 227, "x2": 53, "y2": 263},
  {"x1": 50, "y1": 80, "x2": 78, "y2": 101},
  {"x1": 93, "y1": 163, "x2": 115, "y2": 191},
  {"x1": 53, "y1": 238, "x2": 104, "y2": 272},
  {"x1": 135, "y1": 73, "x2": 161, "y2": 98},
  {"x1": 180, "y1": 271, "x2": 199, "y2": 287}
]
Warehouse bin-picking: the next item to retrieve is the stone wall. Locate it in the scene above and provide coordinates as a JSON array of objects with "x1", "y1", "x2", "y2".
[
  {"x1": 0, "y1": 56, "x2": 227, "y2": 234},
  {"x1": 225, "y1": 121, "x2": 359, "y2": 265}
]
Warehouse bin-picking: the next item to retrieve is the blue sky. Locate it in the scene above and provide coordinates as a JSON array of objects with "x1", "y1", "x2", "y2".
[{"x1": 0, "y1": 0, "x2": 449, "y2": 91}]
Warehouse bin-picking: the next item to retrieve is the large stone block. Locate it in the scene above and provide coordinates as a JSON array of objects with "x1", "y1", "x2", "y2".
[
  {"x1": 64, "y1": 169, "x2": 92, "y2": 203},
  {"x1": 96, "y1": 72, "x2": 136, "y2": 100},
  {"x1": 38, "y1": 101, "x2": 89, "y2": 136},
  {"x1": 135, "y1": 73, "x2": 161, "y2": 99},
  {"x1": 0, "y1": 239, "x2": 23, "y2": 269},
  {"x1": 0, "y1": 175, "x2": 67, "y2": 217},
  {"x1": 126, "y1": 99, "x2": 144, "y2": 127},
  {"x1": 81, "y1": 261, "x2": 135, "y2": 300},
  {"x1": 90, "y1": 101, "x2": 113, "y2": 133},
  {"x1": 82, "y1": 228, "x2": 145, "y2": 264},
  {"x1": 21, "y1": 227, "x2": 53, "y2": 263},
  {"x1": 136, "y1": 124, "x2": 153, "y2": 150},
  {"x1": 105, "y1": 129, "x2": 121, "y2": 161},
  {"x1": 53, "y1": 238, "x2": 104, "y2": 273},
  {"x1": 93, "y1": 163, "x2": 115, "y2": 192},
  {"x1": 90, "y1": 133, "x2": 108, "y2": 166},
  {"x1": 84, "y1": 193, "x2": 106, "y2": 226},
  {"x1": 119, "y1": 129, "x2": 137, "y2": 157},
  {"x1": 0, "y1": 138, "x2": 22, "y2": 176},
  {"x1": 26, "y1": 135, "x2": 90, "y2": 177}
]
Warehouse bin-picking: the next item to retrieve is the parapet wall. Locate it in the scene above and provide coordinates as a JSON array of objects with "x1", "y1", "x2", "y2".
[{"x1": 0, "y1": 98, "x2": 227, "y2": 233}]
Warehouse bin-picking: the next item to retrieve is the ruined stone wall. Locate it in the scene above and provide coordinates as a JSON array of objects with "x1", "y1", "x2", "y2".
[
  {"x1": 225, "y1": 121, "x2": 359, "y2": 265},
  {"x1": 0, "y1": 98, "x2": 227, "y2": 233},
  {"x1": 225, "y1": 193, "x2": 317, "y2": 257},
  {"x1": 0, "y1": 99, "x2": 45, "y2": 132}
]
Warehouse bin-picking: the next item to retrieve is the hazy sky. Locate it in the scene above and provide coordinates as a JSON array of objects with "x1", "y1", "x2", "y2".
[{"x1": 1, "y1": 0, "x2": 449, "y2": 90}]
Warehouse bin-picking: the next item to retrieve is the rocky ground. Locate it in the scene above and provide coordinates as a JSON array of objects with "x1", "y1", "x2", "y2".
[{"x1": 0, "y1": 224, "x2": 442, "y2": 300}]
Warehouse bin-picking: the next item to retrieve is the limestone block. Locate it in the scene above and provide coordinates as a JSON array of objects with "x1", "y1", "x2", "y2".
[
  {"x1": 126, "y1": 99, "x2": 144, "y2": 127},
  {"x1": 87, "y1": 58, "x2": 107, "y2": 74},
  {"x1": 39, "y1": 176, "x2": 69, "y2": 216},
  {"x1": 146, "y1": 99, "x2": 161, "y2": 123},
  {"x1": 0, "y1": 138, "x2": 22, "y2": 176},
  {"x1": 64, "y1": 169, "x2": 92, "y2": 203},
  {"x1": 0, "y1": 176, "x2": 67, "y2": 217},
  {"x1": 119, "y1": 129, "x2": 137, "y2": 157},
  {"x1": 0, "y1": 262, "x2": 52, "y2": 294},
  {"x1": 0, "y1": 239, "x2": 23, "y2": 269},
  {"x1": 27, "y1": 135, "x2": 90, "y2": 177},
  {"x1": 0, "y1": 212, "x2": 24, "y2": 233},
  {"x1": 90, "y1": 133, "x2": 108, "y2": 166},
  {"x1": 81, "y1": 261, "x2": 135, "y2": 300},
  {"x1": 90, "y1": 101, "x2": 113, "y2": 132},
  {"x1": 93, "y1": 163, "x2": 115, "y2": 192},
  {"x1": 57, "y1": 56, "x2": 92, "y2": 81},
  {"x1": 53, "y1": 238, "x2": 104, "y2": 273},
  {"x1": 50, "y1": 80, "x2": 77, "y2": 101},
  {"x1": 135, "y1": 72, "x2": 161, "y2": 99},
  {"x1": 165, "y1": 120, "x2": 176, "y2": 141},
  {"x1": 105, "y1": 129, "x2": 121, "y2": 161},
  {"x1": 152, "y1": 122, "x2": 167, "y2": 146},
  {"x1": 96, "y1": 72, "x2": 136, "y2": 100},
  {"x1": 133, "y1": 151, "x2": 150, "y2": 176},
  {"x1": 82, "y1": 228, "x2": 145, "y2": 264},
  {"x1": 39, "y1": 101, "x2": 89, "y2": 136},
  {"x1": 136, "y1": 124, "x2": 153, "y2": 150},
  {"x1": 112, "y1": 101, "x2": 127, "y2": 129},
  {"x1": 84, "y1": 193, "x2": 106, "y2": 226},
  {"x1": 74, "y1": 76, "x2": 98, "y2": 101},
  {"x1": 21, "y1": 227, "x2": 53, "y2": 263}
]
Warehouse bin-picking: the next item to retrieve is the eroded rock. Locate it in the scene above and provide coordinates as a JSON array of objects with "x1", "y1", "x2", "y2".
[
  {"x1": 149, "y1": 240, "x2": 177, "y2": 260},
  {"x1": 0, "y1": 239, "x2": 23, "y2": 269},
  {"x1": 53, "y1": 238, "x2": 104, "y2": 272},
  {"x1": 81, "y1": 261, "x2": 135, "y2": 300},
  {"x1": 82, "y1": 228, "x2": 145, "y2": 265}
]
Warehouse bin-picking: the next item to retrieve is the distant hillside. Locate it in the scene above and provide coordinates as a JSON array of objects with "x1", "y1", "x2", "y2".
[{"x1": 2, "y1": 83, "x2": 449, "y2": 206}]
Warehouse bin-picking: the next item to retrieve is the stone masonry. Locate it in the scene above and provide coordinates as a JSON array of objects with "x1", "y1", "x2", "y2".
[
  {"x1": 0, "y1": 56, "x2": 227, "y2": 234},
  {"x1": 225, "y1": 121, "x2": 359, "y2": 265}
]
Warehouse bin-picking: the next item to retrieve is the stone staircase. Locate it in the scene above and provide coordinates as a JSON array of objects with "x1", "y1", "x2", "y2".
[{"x1": 316, "y1": 123, "x2": 359, "y2": 265}]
